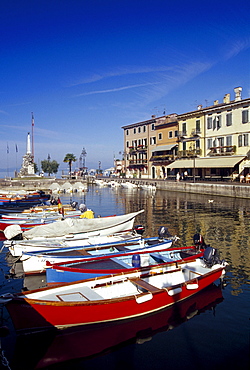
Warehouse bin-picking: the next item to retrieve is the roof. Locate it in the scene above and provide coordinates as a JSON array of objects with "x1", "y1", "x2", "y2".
[{"x1": 166, "y1": 156, "x2": 245, "y2": 169}]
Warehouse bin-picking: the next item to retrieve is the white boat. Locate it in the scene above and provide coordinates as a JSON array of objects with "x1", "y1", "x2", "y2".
[
  {"x1": 20, "y1": 236, "x2": 175, "y2": 274},
  {"x1": 121, "y1": 182, "x2": 138, "y2": 189},
  {"x1": 5, "y1": 230, "x2": 142, "y2": 257},
  {"x1": 3, "y1": 210, "x2": 144, "y2": 242}
]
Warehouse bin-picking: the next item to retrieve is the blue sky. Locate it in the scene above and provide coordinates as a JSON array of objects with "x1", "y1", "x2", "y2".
[{"x1": 0, "y1": 0, "x2": 249, "y2": 177}]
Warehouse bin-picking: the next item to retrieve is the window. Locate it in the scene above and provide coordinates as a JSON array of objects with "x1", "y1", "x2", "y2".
[
  {"x1": 169, "y1": 131, "x2": 173, "y2": 138},
  {"x1": 207, "y1": 116, "x2": 212, "y2": 129},
  {"x1": 196, "y1": 120, "x2": 201, "y2": 133},
  {"x1": 126, "y1": 130, "x2": 129, "y2": 135},
  {"x1": 213, "y1": 118, "x2": 216, "y2": 130},
  {"x1": 217, "y1": 115, "x2": 221, "y2": 129},
  {"x1": 143, "y1": 125, "x2": 146, "y2": 132},
  {"x1": 183, "y1": 142, "x2": 186, "y2": 150},
  {"x1": 126, "y1": 141, "x2": 129, "y2": 148},
  {"x1": 174, "y1": 130, "x2": 178, "y2": 137},
  {"x1": 238, "y1": 135, "x2": 243, "y2": 147},
  {"x1": 207, "y1": 139, "x2": 212, "y2": 149},
  {"x1": 226, "y1": 112, "x2": 232, "y2": 126},
  {"x1": 144, "y1": 138, "x2": 147, "y2": 146},
  {"x1": 151, "y1": 124, "x2": 155, "y2": 130},
  {"x1": 138, "y1": 127, "x2": 141, "y2": 133},
  {"x1": 244, "y1": 134, "x2": 249, "y2": 146},
  {"x1": 182, "y1": 122, "x2": 186, "y2": 135},
  {"x1": 150, "y1": 137, "x2": 156, "y2": 145},
  {"x1": 218, "y1": 137, "x2": 224, "y2": 146},
  {"x1": 242, "y1": 110, "x2": 249, "y2": 124},
  {"x1": 226, "y1": 136, "x2": 232, "y2": 146},
  {"x1": 158, "y1": 133, "x2": 162, "y2": 140},
  {"x1": 133, "y1": 128, "x2": 136, "y2": 134},
  {"x1": 196, "y1": 139, "x2": 200, "y2": 148}
]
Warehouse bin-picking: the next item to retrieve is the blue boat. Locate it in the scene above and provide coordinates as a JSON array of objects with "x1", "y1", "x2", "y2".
[{"x1": 46, "y1": 244, "x2": 205, "y2": 284}]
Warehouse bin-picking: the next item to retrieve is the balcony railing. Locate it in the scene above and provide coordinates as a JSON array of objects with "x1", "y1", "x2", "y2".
[
  {"x1": 150, "y1": 154, "x2": 174, "y2": 162},
  {"x1": 191, "y1": 128, "x2": 201, "y2": 136},
  {"x1": 208, "y1": 145, "x2": 236, "y2": 156},
  {"x1": 177, "y1": 131, "x2": 187, "y2": 138},
  {"x1": 177, "y1": 148, "x2": 202, "y2": 158},
  {"x1": 129, "y1": 159, "x2": 148, "y2": 165},
  {"x1": 129, "y1": 145, "x2": 147, "y2": 153}
]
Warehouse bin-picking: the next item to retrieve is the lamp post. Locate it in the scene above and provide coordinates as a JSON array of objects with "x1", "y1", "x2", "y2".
[{"x1": 190, "y1": 142, "x2": 196, "y2": 183}]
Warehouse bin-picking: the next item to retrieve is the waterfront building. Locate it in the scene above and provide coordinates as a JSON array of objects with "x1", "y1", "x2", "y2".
[
  {"x1": 122, "y1": 86, "x2": 250, "y2": 181},
  {"x1": 122, "y1": 114, "x2": 178, "y2": 178},
  {"x1": 168, "y1": 86, "x2": 250, "y2": 180}
]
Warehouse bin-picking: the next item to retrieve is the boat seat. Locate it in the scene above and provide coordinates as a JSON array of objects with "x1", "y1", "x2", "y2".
[
  {"x1": 56, "y1": 286, "x2": 103, "y2": 302},
  {"x1": 129, "y1": 278, "x2": 159, "y2": 293}
]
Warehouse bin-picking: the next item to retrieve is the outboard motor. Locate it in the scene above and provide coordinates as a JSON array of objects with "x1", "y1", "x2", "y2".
[
  {"x1": 133, "y1": 225, "x2": 145, "y2": 235},
  {"x1": 193, "y1": 233, "x2": 206, "y2": 250},
  {"x1": 71, "y1": 201, "x2": 79, "y2": 209},
  {"x1": 158, "y1": 226, "x2": 172, "y2": 240},
  {"x1": 79, "y1": 204, "x2": 87, "y2": 213},
  {"x1": 203, "y1": 246, "x2": 221, "y2": 267}
]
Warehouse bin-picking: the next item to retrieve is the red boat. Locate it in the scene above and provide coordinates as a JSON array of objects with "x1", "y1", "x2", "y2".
[
  {"x1": 10, "y1": 283, "x2": 223, "y2": 369},
  {"x1": 3, "y1": 247, "x2": 227, "y2": 332}
]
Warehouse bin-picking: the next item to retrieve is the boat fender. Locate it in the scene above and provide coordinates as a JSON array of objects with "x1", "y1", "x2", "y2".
[{"x1": 132, "y1": 254, "x2": 141, "y2": 267}]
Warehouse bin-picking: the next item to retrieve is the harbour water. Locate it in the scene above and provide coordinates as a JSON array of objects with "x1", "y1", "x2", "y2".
[{"x1": 0, "y1": 185, "x2": 249, "y2": 369}]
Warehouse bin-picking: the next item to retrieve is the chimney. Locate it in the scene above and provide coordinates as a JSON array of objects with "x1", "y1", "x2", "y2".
[
  {"x1": 223, "y1": 93, "x2": 230, "y2": 104},
  {"x1": 234, "y1": 86, "x2": 242, "y2": 101},
  {"x1": 214, "y1": 100, "x2": 219, "y2": 105},
  {"x1": 197, "y1": 104, "x2": 202, "y2": 110}
]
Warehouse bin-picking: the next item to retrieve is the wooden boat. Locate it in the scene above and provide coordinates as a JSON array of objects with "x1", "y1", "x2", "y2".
[
  {"x1": 3, "y1": 210, "x2": 144, "y2": 242},
  {"x1": 20, "y1": 234, "x2": 175, "y2": 274},
  {"x1": 5, "y1": 229, "x2": 143, "y2": 257},
  {"x1": 45, "y1": 245, "x2": 204, "y2": 284},
  {"x1": 2, "y1": 247, "x2": 227, "y2": 332},
  {"x1": 9, "y1": 283, "x2": 223, "y2": 367}
]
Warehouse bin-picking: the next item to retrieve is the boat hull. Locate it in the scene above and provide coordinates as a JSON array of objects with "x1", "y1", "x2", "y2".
[{"x1": 5, "y1": 265, "x2": 225, "y2": 332}]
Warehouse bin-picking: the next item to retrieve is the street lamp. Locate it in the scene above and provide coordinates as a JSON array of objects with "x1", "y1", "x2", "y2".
[{"x1": 189, "y1": 142, "x2": 196, "y2": 183}]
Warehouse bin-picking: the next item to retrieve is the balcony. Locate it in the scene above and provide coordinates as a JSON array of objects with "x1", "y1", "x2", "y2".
[
  {"x1": 177, "y1": 131, "x2": 187, "y2": 138},
  {"x1": 129, "y1": 145, "x2": 147, "y2": 154},
  {"x1": 208, "y1": 145, "x2": 236, "y2": 156},
  {"x1": 191, "y1": 128, "x2": 201, "y2": 136},
  {"x1": 177, "y1": 148, "x2": 202, "y2": 158}
]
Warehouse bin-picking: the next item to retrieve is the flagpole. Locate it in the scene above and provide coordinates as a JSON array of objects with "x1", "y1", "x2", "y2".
[{"x1": 6, "y1": 143, "x2": 9, "y2": 178}]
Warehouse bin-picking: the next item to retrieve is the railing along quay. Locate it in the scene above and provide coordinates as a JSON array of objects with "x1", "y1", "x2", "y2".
[
  {"x1": 0, "y1": 177, "x2": 249, "y2": 199},
  {"x1": 94, "y1": 177, "x2": 250, "y2": 199}
]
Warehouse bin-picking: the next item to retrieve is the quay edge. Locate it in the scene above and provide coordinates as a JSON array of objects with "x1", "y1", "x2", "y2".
[{"x1": 0, "y1": 177, "x2": 250, "y2": 199}]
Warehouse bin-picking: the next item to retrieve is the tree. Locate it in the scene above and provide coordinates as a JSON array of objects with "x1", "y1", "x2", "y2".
[
  {"x1": 63, "y1": 153, "x2": 77, "y2": 178},
  {"x1": 41, "y1": 159, "x2": 59, "y2": 176}
]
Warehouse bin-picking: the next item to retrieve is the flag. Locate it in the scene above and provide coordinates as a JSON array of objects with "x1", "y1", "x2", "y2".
[
  {"x1": 7, "y1": 143, "x2": 9, "y2": 154},
  {"x1": 15, "y1": 144, "x2": 18, "y2": 153}
]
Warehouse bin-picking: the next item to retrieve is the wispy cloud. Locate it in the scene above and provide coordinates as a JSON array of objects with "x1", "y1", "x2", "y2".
[
  {"x1": 224, "y1": 38, "x2": 250, "y2": 60},
  {"x1": 69, "y1": 66, "x2": 175, "y2": 86},
  {"x1": 74, "y1": 82, "x2": 159, "y2": 97}
]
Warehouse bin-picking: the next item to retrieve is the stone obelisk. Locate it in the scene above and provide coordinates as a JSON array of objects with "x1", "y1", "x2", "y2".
[{"x1": 18, "y1": 132, "x2": 35, "y2": 176}]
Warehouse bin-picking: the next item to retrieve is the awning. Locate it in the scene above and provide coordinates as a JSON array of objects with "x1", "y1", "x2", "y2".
[
  {"x1": 152, "y1": 144, "x2": 177, "y2": 152},
  {"x1": 166, "y1": 156, "x2": 245, "y2": 169}
]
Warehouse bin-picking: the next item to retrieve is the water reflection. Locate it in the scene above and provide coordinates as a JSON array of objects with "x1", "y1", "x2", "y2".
[{"x1": 10, "y1": 284, "x2": 223, "y2": 370}]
